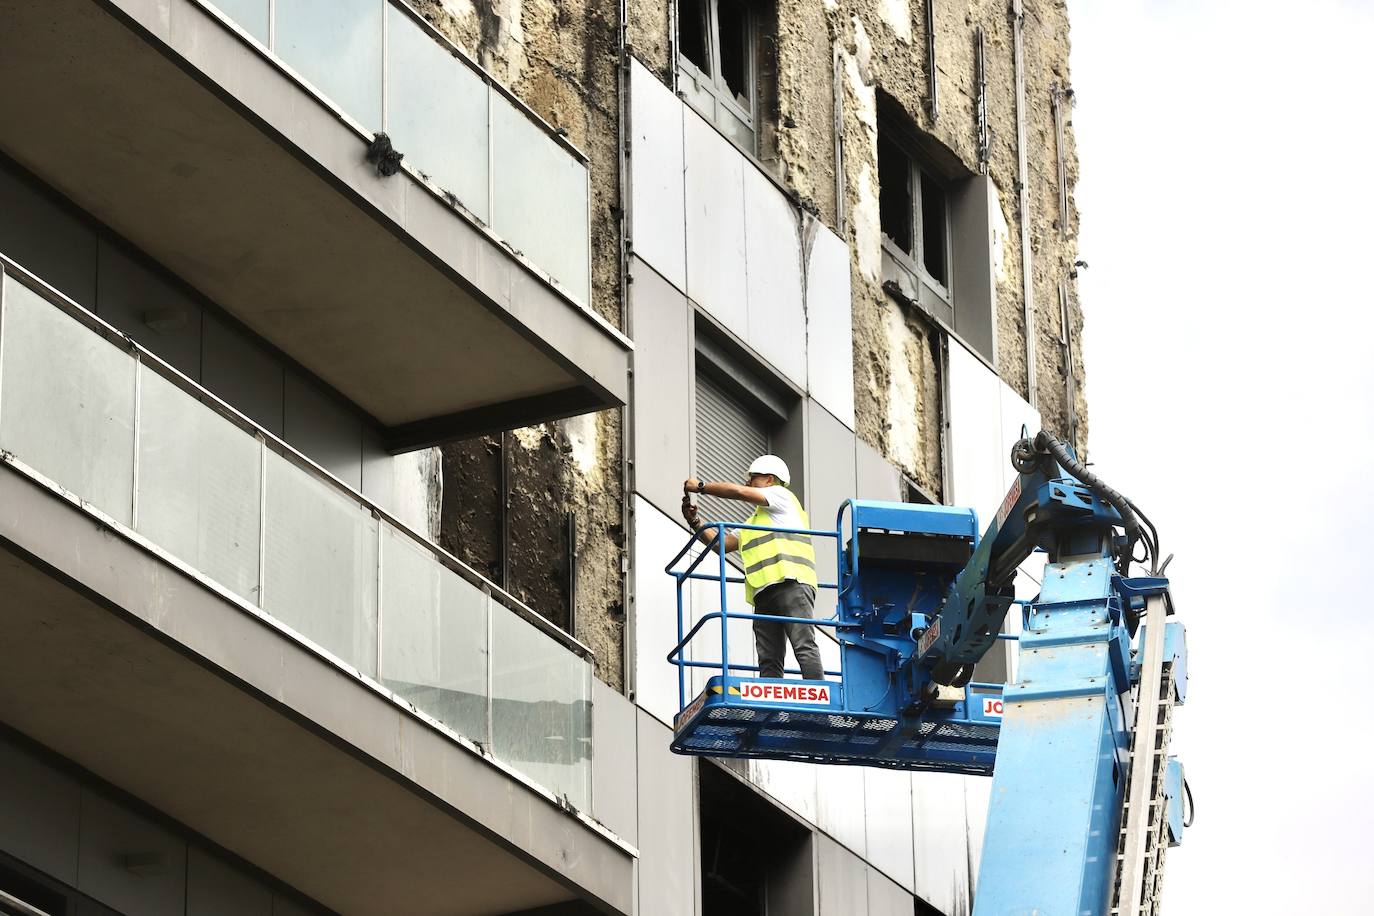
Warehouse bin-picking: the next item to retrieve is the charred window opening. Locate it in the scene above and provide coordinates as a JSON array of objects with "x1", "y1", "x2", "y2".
[
  {"x1": 878, "y1": 119, "x2": 952, "y2": 295},
  {"x1": 879, "y1": 133, "x2": 913, "y2": 255},
  {"x1": 678, "y1": 0, "x2": 710, "y2": 72},
  {"x1": 716, "y1": 2, "x2": 751, "y2": 105},
  {"x1": 699, "y1": 762, "x2": 812, "y2": 916},
  {"x1": 676, "y1": 0, "x2": 767, "y2": 153},
  {"x1": 920, "y1": 172, "x2": 949, "y2": 287}
]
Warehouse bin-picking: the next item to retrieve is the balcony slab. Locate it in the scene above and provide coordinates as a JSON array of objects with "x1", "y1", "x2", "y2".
[
  {"x1": 0, "y1": 0, "x2": 629, "y2": 448},
  {"x1": 0, "y1": 461, "x2": 634, "y2": 915}
]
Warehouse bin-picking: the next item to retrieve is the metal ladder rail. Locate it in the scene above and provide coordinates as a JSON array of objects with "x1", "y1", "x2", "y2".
[
  {"x1": 1136, "y1": 663, "x2": 1178, "y2": 914},
  {"x1": 1110, "y1": 592, "x2": 1177, "y2": 916}
]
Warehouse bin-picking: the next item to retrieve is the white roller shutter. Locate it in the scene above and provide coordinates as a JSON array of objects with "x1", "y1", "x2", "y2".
[{"x1": 695, "y1": 373, "x2": 768, "y2": 525}]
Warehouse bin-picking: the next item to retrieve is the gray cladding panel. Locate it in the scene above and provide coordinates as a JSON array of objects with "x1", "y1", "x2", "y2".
[
  {"x1": 0, "y1": 160, "x2": 98, "y2": 308},
  {"x1": 766, "y1": 832, "x2": 816, "y2": 916},
  {"x1": 949, "y1": 175, "x2": 997, "y2": 364},
  {"x1": 805, "y1": 400, "x2": 856, "y2": 622},
  {"x1": 805, "y1": 400, "x2": 857, "y2": 527},
  {"x1": 591, "y1": 678, "x2": 638, "y2": 845},
  {"x1": 283, "y1": 370, "x2": 363, "y2": 490},
  {"x1": 855, "y1": 439, "x2": 902, "y2": 503},
  {"x1": 817, "y1": 834, "x2": 867, "y2": 916},
  {"x1": 96, "y1": 240, "x2": 204, "y2": 380},
  {"x1": 636, "y1": 709, "x2": 696, "y2": 916},
  {"x1": 630, "y1": 257, "x2": 693, "y2": 522},
  {"x1": 203, "y1": 312, "x2": 284, "y2": 437},
  {"x1": 77, "y1": 791, "x2": 188, "y2": 916},
  {"x1": 866, "y1": 868, "x2": 914, "y2": 916},
  {"x1": 863, "y1": 767, "x2": 914, "y2": 892},
  {"x1": 186, "y1": 847, "x2": 272, "y2": 916},
  {"x1": 0, "y1": 738, "x2": 81, "y2": 885}
]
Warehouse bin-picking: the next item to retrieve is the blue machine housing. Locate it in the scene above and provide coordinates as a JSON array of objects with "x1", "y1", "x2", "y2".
[{"x1": 667, "y1": 500, "x2": 1004, "y2": 774}]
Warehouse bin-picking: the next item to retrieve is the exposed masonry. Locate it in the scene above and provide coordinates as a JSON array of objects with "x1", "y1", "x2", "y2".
[{"x1": 403, "y1": 0, "x2": 1086, "y2": 689}]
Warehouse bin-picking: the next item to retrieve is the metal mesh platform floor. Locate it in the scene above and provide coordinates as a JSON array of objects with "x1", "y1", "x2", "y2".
[{"x1": 671, "y1": 678, "x2": 1000, "y2": 775}]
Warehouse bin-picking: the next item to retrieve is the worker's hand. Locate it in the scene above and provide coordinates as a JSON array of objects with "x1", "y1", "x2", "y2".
[
  {"x1": 683, "y1": 476, "x2": 701, "y2": 494},
  {"x1": 681, "y1": 494, "x2": 701, "y2": 529}
]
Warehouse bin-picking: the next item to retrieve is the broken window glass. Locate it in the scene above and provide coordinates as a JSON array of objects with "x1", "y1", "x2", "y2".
[
  {"x1": 679, "y1": 0, "x2": 711, "y2": 73},
  {"x1": 921, "y1": 170, "x2": 949, "y2": 287},
  {"x1": 879, "y1": 133, "x2": 914, "y2": 255},
  {"x1": 677, "y1": 0, "x2": 763, "y2": 152},
  {"x1": 717, "y1": 1, "x2": 751, "y2": 106}
]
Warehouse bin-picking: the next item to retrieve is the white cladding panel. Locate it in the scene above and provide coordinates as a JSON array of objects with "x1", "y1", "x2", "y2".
[
  {"x1": 591, "y1": 678, "x2": 640, "y2": 845},
  {"x1": 743, "y1": 166, "x2": 806, "y2": 386},
  {"x1": 635, "y1": 496, "x2": 694, "y2": 726},
  {"x1": 816, "y1": 762, "x2": 867, "y2": 856},
  {"x1": 629, "y1": 59, "x2": 687, "y2": 290},
  {"x1": 805, "y1": 224, "x2": 856, "y2": 429},
  {"x1": 947, "y1": 338, "x2": 1004, "y2": 521},
  {"x1": 684, "y1": 108, "x2": 748, "y2": 337},
  {"x1": 912, "y1": 771, "x2": 972, "y2": 916},
  {"x1": 864, "y1": 767, "x2": 915, "y2": 892},
  {"x1": 964, "y1": 775, "x2": 993, "y2": 891}
]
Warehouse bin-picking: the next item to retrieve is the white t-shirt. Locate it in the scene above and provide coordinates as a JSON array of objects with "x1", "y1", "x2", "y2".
[{"x1": 756, "y1": 485, "x2": 805, "y2": 529}]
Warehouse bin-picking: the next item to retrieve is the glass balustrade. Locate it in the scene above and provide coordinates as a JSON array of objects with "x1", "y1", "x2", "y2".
[
  {"x1": 0, "y1": 263, "x2": 592, "y2": 811},
  {"x1": 204, "y1": 0, "x2": 590, "y2": 305}
]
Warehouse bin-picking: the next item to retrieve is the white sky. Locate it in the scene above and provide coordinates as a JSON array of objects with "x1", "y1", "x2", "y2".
[{"x1": 1069, "y1": 0, "x2": 1374, "y2": 911}]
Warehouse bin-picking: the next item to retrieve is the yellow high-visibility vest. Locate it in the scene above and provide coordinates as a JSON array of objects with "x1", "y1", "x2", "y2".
[{"x1": 737, "y1": 489, "x2": 818, "y2": 605}]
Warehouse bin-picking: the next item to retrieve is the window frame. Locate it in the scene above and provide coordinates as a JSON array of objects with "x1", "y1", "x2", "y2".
[
  {"x1": 878, "y1": 127, "x2": 953, "y2": 304},
  {"x1": 676, "y1": 0, "x2": 759, "y2": 149}
]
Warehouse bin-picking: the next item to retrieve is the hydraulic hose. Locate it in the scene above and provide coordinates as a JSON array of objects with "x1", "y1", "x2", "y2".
[{"x1": 1032, "y1": 431, "x2": 1151, "y2": 574}]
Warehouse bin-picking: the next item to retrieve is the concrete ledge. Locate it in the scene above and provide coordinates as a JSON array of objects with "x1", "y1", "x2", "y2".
[{"x1": 0, "y1": 463, "x2": 634, "y2": 915}]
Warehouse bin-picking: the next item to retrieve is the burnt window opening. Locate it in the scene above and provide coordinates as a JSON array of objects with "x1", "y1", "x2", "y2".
[
  {"x1": 676, "y1": 0, "x2": 766, "y2": 152},
  {"x1": 878, "y1": 133, "x2": 914, "y2": 255},
  {"x1": 699, "y1": 762, "x2": 812, "y2": 916},
  {"x1": 716, "y1": 2, "x2": 751, "y2": 105},
  {"x1": 878, "y1": 121, "x2": 952, "y2": 294},
  {"x1": 678, "y1": 0, "x2": 710, "y2": 72},
  {"x1": 920, "y1": 172, "x2": 949, "y2": 287}
]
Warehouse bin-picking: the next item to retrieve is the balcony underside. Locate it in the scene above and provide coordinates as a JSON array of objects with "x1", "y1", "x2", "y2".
[
  {"x1": 0, "y1": 463, "x2": 632, "y2": 915},
  {"x1": 0, "y1": 0, "x2": 628, "y2": 449}
]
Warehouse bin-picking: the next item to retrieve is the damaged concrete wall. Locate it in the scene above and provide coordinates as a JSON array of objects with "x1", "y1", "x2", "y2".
[
  {"x1": 398, "y1": 0, "x2": 1088, "y2": 692},
  {"x1": 403, "y1": 0, "x2": 627, "y2": 689},
  {"x1": 765, "y1": 0, "x2": 1089, "y2": 488}
]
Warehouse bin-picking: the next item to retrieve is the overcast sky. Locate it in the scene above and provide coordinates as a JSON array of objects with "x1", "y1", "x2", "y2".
[{"x1": 1068, "y1": 0, "x2": 1374, "y2": 910}]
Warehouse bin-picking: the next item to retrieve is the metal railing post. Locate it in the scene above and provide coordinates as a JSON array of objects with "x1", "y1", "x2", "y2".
[{"x1": 717, "y1": 523, "x2": 729, "y2": 682}]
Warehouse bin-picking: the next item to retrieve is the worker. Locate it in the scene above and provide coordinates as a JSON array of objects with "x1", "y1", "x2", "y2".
[{"x1": 680, "y1": 456, "x2": 824, "y2": 681}]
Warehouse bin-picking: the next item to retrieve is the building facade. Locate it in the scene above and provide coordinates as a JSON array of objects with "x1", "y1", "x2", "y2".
[{"x1": 0, "y1": 1, "x2": 1085, "y2": 914}]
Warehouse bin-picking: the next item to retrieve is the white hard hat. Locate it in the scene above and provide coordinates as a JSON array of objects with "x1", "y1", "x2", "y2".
[{"x1": 748, "y1": 454, "x2": 790, "y2": 486}]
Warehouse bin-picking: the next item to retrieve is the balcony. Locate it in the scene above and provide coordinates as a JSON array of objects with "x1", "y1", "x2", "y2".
[
  {"x1": 0, "y1": 255, "x2": 633, "y2": 914},
  {"x1": 0, "y1": 0, "x2": 629, "y2": 449}
]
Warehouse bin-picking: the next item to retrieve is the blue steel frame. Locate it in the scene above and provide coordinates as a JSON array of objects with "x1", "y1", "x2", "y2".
[
  {"x1": 664, "y1": 504, "x2": 1007, "y2": 772},
  {"x1": 663, "y1": 518, "x2": 846, "y2": 711}
]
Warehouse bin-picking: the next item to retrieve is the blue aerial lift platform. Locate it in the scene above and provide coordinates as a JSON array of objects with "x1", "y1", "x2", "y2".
[{"x1": 665, "y1": 432, "x2": 1191, "y2": 915}]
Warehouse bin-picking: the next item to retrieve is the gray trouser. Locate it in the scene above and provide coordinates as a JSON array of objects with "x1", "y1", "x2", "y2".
[{"x1": 753, "y1": 581, "x2": 824, "y2": 680}]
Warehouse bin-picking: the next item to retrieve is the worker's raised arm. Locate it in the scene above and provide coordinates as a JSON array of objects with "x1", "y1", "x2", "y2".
[
  {"x1": 683, "y1": 476, "x2": 769, "y2": 506},
  {"x1": 680, "y1": 491, "x2": 739, "y2": 551}
]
